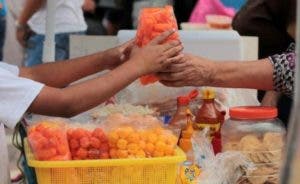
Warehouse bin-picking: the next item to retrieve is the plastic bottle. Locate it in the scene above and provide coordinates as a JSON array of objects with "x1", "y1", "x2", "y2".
[
  {"x1": 169, "y1": 90, "x2": 198, "y2": 130},
  {"x1": 194, "y1": 89, "x2": 225, "y2": 154},
  {"x1": 179, "y1": 109, "x2": 194, "y2": 156}
]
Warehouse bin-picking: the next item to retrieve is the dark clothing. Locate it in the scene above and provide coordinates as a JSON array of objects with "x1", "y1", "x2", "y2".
[
  {"x1": 174, "y1": 0, "x2": 198, "y2": 25},
  {"x1": 0, "y1": 16, "x2": 5, "y2": 60},
  {"x1": 232, "y1": 0, "x2": 295, "y2": 125}
]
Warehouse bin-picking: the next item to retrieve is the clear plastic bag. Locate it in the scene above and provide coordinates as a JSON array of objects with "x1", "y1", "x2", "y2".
[
  {"x1": 101, "y1": 113, "x2": 178, "y2": 158},
  {"x1": 136, "y1": 5, "x2": 180, "y2": 85},
  {"x1": 27, "y1": 118, "x2": 71, "y2": 161},
  {"x1": 191, "y1": 128, "x2": 255, "y2": 184},
  {"x1": 67, "y1": 123, "x2": 109, "y2": 160}
]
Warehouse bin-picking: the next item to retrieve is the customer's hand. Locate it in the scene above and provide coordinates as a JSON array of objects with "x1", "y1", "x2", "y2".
[
  {"x1": 128, "y1": 30, "x2": 184, "y2": 76},
  {"x1": 158, "y1": 54, "x2": 216, "y2": 87},
  {"x1": 103, "y1": 39, "x2": 135, "y2": 70}
]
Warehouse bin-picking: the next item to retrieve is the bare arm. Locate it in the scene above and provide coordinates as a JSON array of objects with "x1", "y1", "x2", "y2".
[
  {"x1": 212, "y1": 59, "x2": 273, "y2": 90},
  {"x1": 159, "y1": 55, "x2": 274, "y2": 90},
  {"x1": 29, "y1": 61, "x2": 141, "y2": 117},
  {"x1": 19, "y1": 41, "x2": 134, "y2": 88},
  {"x1": 18, "y1": 0, "x2": 45, "y2": 25},
  {"x1": 16, "y1": 0, "x2": 45, "y2": 46},
  {"x1": 27, "y1": 30, "x2": 183, "y2": 117}
]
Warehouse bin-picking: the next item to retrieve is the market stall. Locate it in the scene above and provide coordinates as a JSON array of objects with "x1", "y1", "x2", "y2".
[{"x1": 20, "y1": 2, "x2": 299, "y2": 184}]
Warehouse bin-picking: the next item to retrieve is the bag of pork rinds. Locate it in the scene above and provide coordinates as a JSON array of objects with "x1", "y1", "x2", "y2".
[
  {"x1": 136, "y1": 5, "x2": 180, "y2": 85},
  {"x1": 66, "y1": 123, "x2": 110, "y2": 160},
  {"x1": 27, "y1": 118, "x2": 71, "y2": 161},
  {"x1": 100, "y1": 113, "x2": 179, "y2": 159}
]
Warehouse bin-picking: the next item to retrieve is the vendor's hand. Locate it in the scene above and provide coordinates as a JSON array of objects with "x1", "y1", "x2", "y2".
[
  {"x1": 103, "y1": 39, "x2": 135, "y2": 70},
  {"x1": 16, "y1": 25, "x2": 31, "y2": 48},
  {"x1": 129, "y1": 30, "x2": 184, "y2": 76},
  {"x1": 158, "y1": 54, "x2": 216, "y2": 87}
]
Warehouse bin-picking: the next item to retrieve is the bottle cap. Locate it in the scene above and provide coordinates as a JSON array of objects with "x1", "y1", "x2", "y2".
[
  {"x1": 202, "y1": 88, "x2": 215, "y2": 99},
  {"x1": 177, "y1": 90, "x2": 199, "y2": 105}
]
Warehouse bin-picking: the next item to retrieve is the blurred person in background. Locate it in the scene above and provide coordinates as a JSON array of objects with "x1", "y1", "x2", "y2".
[
  {"x1": 83, "y1": 0, "x2": 106, "y2": 35},
  {"x1": 0, "y1": 0, "x2": 6, "y2": 61},
  {"x1": 232, "y1": 0, "x2": 295, "y2": 125},
  {"x1": 16, "y1": 0, "x2": 87, "y2": 67},
  {"x1": 83, "y1": 0, "x2": 133, "y2": 35}
]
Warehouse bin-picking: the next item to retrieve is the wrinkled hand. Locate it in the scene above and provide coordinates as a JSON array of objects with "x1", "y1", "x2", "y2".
[
  {"x1": 104, "y1": 39, "x2": 135, "y2": 70},
  {"x1": 129, "y1": 30, "x2": 184, "y2": 76},
  {"x1": 158, "y1": 54, "x2": 216, "y2": 87},
  {"x1": 16, "y1": 27, "x2": 31, "y2": 48},
  {"x1": 82, "y1": 0, "x2": 96, "y2": 13}
]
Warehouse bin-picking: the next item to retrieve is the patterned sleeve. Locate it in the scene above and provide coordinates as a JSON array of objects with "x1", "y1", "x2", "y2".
[{"x1": 269, "y1": 43, "x2": 295, "y2": 97}]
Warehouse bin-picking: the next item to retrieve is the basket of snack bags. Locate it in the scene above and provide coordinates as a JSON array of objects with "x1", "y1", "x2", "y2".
[{"x1": 25, "y1": 114, "x2": 185, "y2": 184}]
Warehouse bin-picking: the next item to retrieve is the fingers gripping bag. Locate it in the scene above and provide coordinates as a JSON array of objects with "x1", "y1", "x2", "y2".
[
  {"x1": 27, "y1": 119, "x2": 71, "y2": 161},
  {"x1": 136, "y1": 5, "x2": 180, "y2": 85}
]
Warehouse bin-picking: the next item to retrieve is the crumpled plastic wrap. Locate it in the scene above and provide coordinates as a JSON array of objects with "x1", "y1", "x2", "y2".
[{"x1": 192, "y1": 129, "x2": 255, "y2": 184}]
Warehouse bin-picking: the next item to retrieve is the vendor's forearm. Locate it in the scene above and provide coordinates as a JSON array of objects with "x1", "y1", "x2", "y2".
[
  {"x1": 28, "y1": 60, "x2": 140, "y2": 117},
  {"x1": 20, "y1": 51, "x2": 110, "y2": 88},
  {"x1": 212, "y1": 58, "x2": 274, "y2": 90},
  {"x1": 18, "y1": 0, "x2": 45, "y2": 25}
]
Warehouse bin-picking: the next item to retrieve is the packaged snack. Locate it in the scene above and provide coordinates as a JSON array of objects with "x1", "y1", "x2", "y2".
[
  {"x1": 27, "y1": 120, "x2": 71, "y2": 161},
  {"x1": 67, "y1": 125, "x2": 109, "y2": 160},
  {"x1": 104, "y1": 114, "x2": 178, "y2": 158},
  {"x1": 136, "y1": 5, "x2": 180, "y2": 85}
]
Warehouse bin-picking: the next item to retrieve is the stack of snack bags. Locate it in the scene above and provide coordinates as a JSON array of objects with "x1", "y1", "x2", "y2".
[
  {"x1": 136, "y1": 5, "x2": 180, "y2": 85},
  {"x1": 27, "y1": 114, "x2": 179, "y2": 161}
]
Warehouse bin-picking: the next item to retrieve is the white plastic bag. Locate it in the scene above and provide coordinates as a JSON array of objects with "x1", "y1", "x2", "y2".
[{"x1": 192, "y1": 129, "x2": 255, "y2": 184}]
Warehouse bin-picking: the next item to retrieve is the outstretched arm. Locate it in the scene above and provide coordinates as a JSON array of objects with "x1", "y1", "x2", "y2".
[
  {"x1": 159, "y1": 55, "x2": 273, "y2": 90},
  {"x1": 19, "y1": 40, "x2": 134, "y2": 88},
  {"x1": 27, "y1": 30, "x2": 183, "y2": 117}
]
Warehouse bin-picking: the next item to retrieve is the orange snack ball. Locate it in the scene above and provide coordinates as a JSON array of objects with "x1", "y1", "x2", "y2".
[
  {"x1": 108, "y1": 131, "x2": 119, "y2": 144},
  {"x1": 117, "y1": 127, "x2": 134, "y2": 139},
  {"x1": 92, "y1": 128, "x2": 105, "y2": 139},
  {"x1": 100, "y1": 152, "x2": 110, "y2": 159},
  {"x1": 155, "y1": 141, "x2": 167, "y2": 153},
  {"x1": 147, "y1": 133, "x2": 158, "y2": 144},
  {"x1": 127, "y1": 132, "x2": 140, "y2": 143},
  {"x1": 153, "y1": 150, "x2": 164, "y2": 157},
  {"x1": 117, "y1": 139, "x2": 128, "y2": 150},
  {"x1": 76, "y1": 148, "x2": 88, "y2": 159},
  {"x1": 139, "y1": 140, "x2": 146, "y2": 150},
  {"x1": 135, "y1": 150, "x2": 146, "y2": 158},
  {"x1": 100, "y1": 143, "x2": 109, "y2": 152},
  {"x1": 145, "y1": 142, "x2": 155, "y2": 155},
  {"x1": 109, "y1": 148, "x2": 118, "y2": 159},
  {"x1": 90, "y1": 137, "x2": 101, "y2": 149},
  {"x1": 117, "y1": 150, "x2": 129, "y2": 159},
  {"x1": 80, "y1": 137, "x2": 90, "y2": 148}
]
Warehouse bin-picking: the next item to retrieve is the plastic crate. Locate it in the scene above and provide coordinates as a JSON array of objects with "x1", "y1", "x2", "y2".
[{"x1": 24, "y1": 139, "x2": 186, "y2": 184}]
